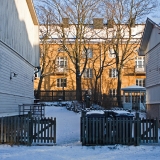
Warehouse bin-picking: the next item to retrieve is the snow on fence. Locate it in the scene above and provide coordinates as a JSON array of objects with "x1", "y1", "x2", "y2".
[
  {"x1": 0, "y1": 113, "x2": 56, "y2": 145},
  {"x1": 80, "y1": 116, "x2": 158, "y2": 146}
]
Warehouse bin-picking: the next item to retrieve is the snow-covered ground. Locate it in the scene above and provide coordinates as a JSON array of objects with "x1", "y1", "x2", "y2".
[{"x1": 0, "y1": 103, "x2": 160, "y2": 160}]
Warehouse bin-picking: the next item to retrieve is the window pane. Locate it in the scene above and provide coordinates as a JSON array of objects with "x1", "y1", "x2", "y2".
[{"x1": 57, "y1": 78, "x2": 67, "y2": 87}]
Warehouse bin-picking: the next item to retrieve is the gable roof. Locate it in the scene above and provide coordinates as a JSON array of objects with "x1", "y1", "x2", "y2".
[
  {"x1": 26, "y1": 0, "x2": 39, "y2": 25},
  {"x1": 139, "y1": 18, "x2": 160, "y2": 56}
]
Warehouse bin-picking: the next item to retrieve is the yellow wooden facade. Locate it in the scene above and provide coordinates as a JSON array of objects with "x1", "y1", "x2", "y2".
[{"x1": 34, "y1": 42, "x2": 145, "y2": 96}]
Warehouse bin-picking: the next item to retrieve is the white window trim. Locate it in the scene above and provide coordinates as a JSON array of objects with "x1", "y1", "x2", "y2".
[
  {"x1": 135, "y1": 56, "x2": 145, "y2": 68},
  {"x1": 108, "y1": 48, "x2": 116, "y2": 58},
  {"x1": 82, "y1": 48, "x2": 93, "y2": 58},
  {"x1": 136, "y1": 79, "x2": 145, "y2": 87},
  {"x1": 56, "y1": 57, "x2": 67, "y2": 73},
  {"x1": 109, "y1": 68, "x2": 118, "y2": 78},
  {"x1": 83, "y1": 68, "x2": 93, "y2": 78},
  {"x1": 56, "y1": 57, "x2": 67, "y2": 68},
  {"x1": 109, "y1": 89, "x2": 117, "y2": 96},
  {"x1": 57, "y1": 78, "x2": 67, "y2": 87}
]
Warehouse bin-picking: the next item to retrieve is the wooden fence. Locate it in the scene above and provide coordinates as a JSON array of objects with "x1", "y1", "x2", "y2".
[
  {"x1": 19, "y1": 104, "x2": 45, "y2": 118},
  {"x1": 34, "y1": 90, "x2": 145, "y2": 109},
  {"x1": 80, "y1": 117, "x2": 158, "y2": 146},
  {"x1": 0, "y1": 113, "x2": 56, "y2": 145},
  {"x1": 34, "y1": 90, "x2": 87, "y2": 102}
]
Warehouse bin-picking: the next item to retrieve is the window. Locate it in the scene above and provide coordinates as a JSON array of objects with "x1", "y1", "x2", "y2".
[
  {"x1": 136, "y1": 79, "x2": 145, "y2": 87},
  {"x1": 82, "y1": 48, "x2": 93, "y2": 58},
  {"x1": 135, "y1": 56, "x2": 144, "y2": 68},
  {"x1": 109, "y1": 68, "x2": 118, "y2": 78},
  {"x1": 57, "y1": 78, "x2": 67, "y2": 87},
  {"x1": 109, "y1": 89, "x2": 117, "y2": 96},
  {"x1": 56, "y1": 57, "x2": 67, "y2": 68},
  {"x1": 108, "y1": 48, "x2": 116, "y2": 58},
  {"x1": 83, "y1": 69, "x2": 93, "y2": 78}
]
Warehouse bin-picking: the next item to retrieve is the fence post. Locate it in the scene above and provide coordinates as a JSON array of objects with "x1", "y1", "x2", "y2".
[
  {"x1": 54, "y1": 117, "x2": 56, "y2": 143},
  {"x1": 63, "y1": 90, "x2": 65, "y2": 101},
  {"x1": 155, "y1": 118, "x2": 158, "y2": 143},
  {"x1": 28, "y1": 112, "x2": 33, "y2": 146},
  {"x1": 52, "y1": 90, "x2": 53, "y2": 101},
  {"x1": 134, "y1": 112, "x2": 140, "y2": 146},
  {"x1": 81, "y1": 109, "x2": 87, "y2": 117}
]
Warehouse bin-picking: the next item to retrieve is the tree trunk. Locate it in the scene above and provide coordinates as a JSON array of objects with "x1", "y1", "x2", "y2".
[
  {"x1": 117, "y1": 70, "x2": 122, "y2": 107},
  {"x1": 93, "y1": 78, "x2": 98, "y2": 103},
  {"x1": 36, "y1": 76, "x2": 43, "y2": 99},
  {"x1": 76, "y1": 74, "x2": 82, "y2": 101}
]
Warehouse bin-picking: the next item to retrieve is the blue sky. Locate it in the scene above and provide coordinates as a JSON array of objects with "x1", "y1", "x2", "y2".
[{"x1": 33, "y1": 0, "x2": 160, "y2": 25}]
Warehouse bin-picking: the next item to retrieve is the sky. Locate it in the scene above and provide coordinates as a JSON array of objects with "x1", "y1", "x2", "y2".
[
  {"x1": 0, "y1": 102, "x2": 160, "y2": 160},
  {"x1": 33, "y1": 0, "x2": 160, "y2": 25}
]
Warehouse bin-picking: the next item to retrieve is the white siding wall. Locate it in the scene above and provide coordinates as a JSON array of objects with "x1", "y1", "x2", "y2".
[
  {"x1": 145, "y1": 39, "x2": 160, "y2": 104},
  {"x1": 0, "y1": 41, "x2": 34, "y2": 114},
  {"x1": 0, "y1": 0, "x2": 39, "y2": 115},
  {"x1": 0, "y1": 0, "x2": 39, "y2": 66},
  {"x1": 146, "y1": 27, "x2": 160, "y2": 52}
]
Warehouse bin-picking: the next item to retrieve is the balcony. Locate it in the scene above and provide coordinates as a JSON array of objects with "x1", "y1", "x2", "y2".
[
  {"x1": 55, "y1": 67, "x2": 67, "y2": 75},
  {"x1": 135, "y1": 65, "x2": 145, "y2": 74}
]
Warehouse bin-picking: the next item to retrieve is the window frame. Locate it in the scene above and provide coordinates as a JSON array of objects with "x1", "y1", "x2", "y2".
[
  {"x1": 56, "y1": 57, "x2": 67, "y2": 68},
  {"x1": 135, "y1": 56, "x2": 145, "y2": 68},
  {"x1": 83, "y1": 68, "x2": 93, "y2": 78},
  {"x1": 57, "y1": 78, "x2": 67, "y2": 87},
  {"x1": 82, "y1": 48, "x2": 93, "y2": 58},
  {"x1": 108, "y1": 48, "x2": 116, "y2": 58},
  {"x1": 136, "y1": 79, "x2": 145, "y2": 87},
  {"x1": 109, "y1": 89, "x2": 117, "y2": 96},
  {"x1": 109, "y1": 68, "x2": 118, "y2": 78}
]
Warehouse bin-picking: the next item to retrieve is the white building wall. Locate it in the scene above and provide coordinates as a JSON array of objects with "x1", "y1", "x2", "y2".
[
  {"x1": 0, "y1": 0, "x2": 39, "y2": 66},
  {"x1": 0, "y1": 0, "x2": 39, "y2": 115},
  {"x1": 0, "y1": 41, "x2": 34, "y2": 114},
  {"x1": 145, "y1": 28, "x2": 160, "y2": 104},
  {"x1": 146, "y1": 27, "x2": 160, "y2": 52}
]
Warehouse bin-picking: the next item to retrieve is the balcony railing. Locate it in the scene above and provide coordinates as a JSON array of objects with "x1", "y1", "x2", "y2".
[
  {"x1": 55, "y1": 67, "x2": 67, "y2": 74},
  {"x1": 135, "y1": 65, "x2": 145, "y2": 73}
]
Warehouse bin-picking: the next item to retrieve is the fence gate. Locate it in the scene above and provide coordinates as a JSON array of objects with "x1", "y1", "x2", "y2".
[
  {"x1": 140, "y1": 118, "x2": 158, "y2": 143},
  {"x1": 0, "y1": 114, "x2": 56, "y2": 145},
  {"x1": 31, "y1": 117, "x2": 56, "y2": 145}
]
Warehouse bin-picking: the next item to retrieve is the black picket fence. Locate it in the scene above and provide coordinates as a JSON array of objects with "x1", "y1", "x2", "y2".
[
  {"x1": 35, "y1": 90, "x2": 144, "y2": 109},
  {"x1": 80, "y1": 116, "x2": 158, "y2": 146},
  {"x1": 34, "y1": 90, "x2": 87, "y2": 101},
  {"x1": 0, "y1": 113, "x2": 56, "y2": 145}
]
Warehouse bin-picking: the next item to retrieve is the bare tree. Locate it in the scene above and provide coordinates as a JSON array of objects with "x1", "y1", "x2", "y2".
[
  {"x1": 39, "y1": 0, "x2": 102, "y2": 101},
  {"x1": 102, "y1": 0, "x2": 158, "y2": 106},
  {"x1": 35, "y1": 6, "x2": 57, "y2": 99}
]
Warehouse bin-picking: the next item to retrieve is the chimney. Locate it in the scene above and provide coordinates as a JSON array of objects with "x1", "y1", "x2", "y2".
[
  {"x1": 93, "y1": 18, "x2": 103, "y2": 29},
  {"x1": 107, "y1": 19, "x2": 115, "y2": 28},
  {"x1": 62, "y1": 18, "x2": 69, "y2": 28}
]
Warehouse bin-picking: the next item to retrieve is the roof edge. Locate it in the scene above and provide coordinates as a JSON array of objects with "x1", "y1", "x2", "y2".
[
  {"x1": 26, "y1": 0, "x2": 39, "y2": 25},
  {"x1": 139, "y1": 18, "x2": 160, "y2": 55}
]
